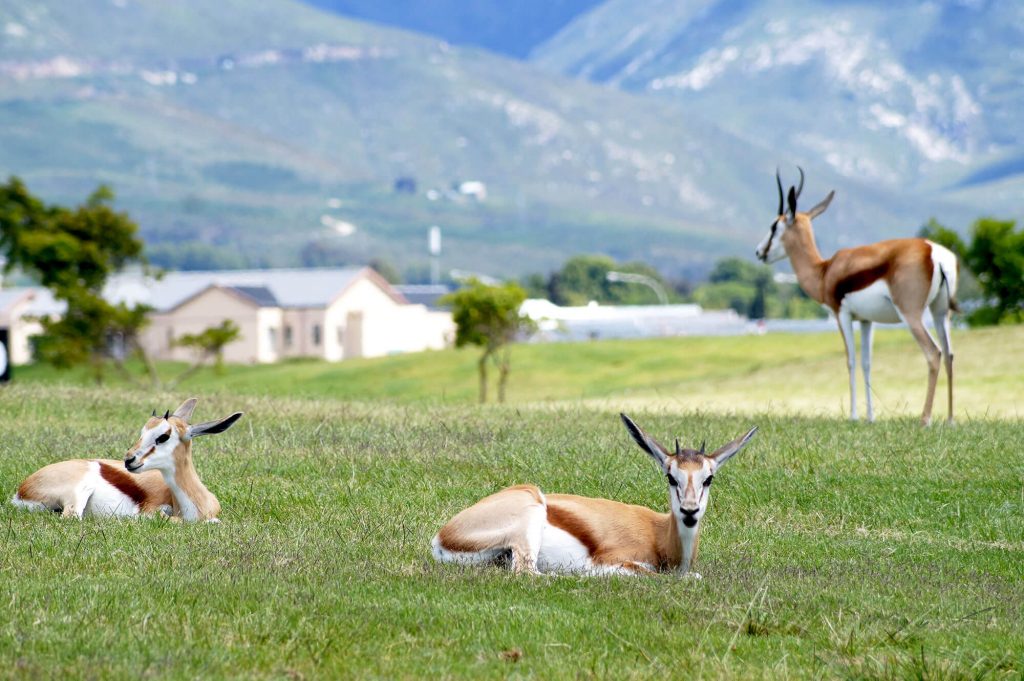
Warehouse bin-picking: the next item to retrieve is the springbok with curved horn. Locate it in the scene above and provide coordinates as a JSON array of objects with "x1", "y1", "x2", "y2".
[
  {"x1": 755, "y1": 168, "x2": 959, "y2": 425},
  {"x1": 431, "y1": 414, "x2": 757, "y2": 577},
  {"x1": 11, "y1": 398, "x2": 243, "y2": 521}
]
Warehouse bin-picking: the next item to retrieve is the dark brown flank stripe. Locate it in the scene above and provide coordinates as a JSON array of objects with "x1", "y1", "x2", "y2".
[
  {"x1": 545, "y1": 503, "x2": 599, "y2": 556},
  {"x1": 833, "y1": 262, "x2": 889, "y2": 306},
  {"x1": 99, "y1": 462, "x2": 148, "y2": 506}
]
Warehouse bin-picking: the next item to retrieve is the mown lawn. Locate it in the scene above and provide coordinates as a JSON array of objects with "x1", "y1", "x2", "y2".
[
  {"x1": 0, "y1": 386, "x2": 1022, "y2": 679},
  {"x1": 14, "y1": 324, "x2": 1024, "y2": 419}
]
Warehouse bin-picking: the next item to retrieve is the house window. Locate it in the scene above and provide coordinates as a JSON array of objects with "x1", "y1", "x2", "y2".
[
  {"x1": 166, "y1": 327, "x2": 174, "y2": 350},
  {"x1": 268, "y1": 327, "x2": 278, "y2": 351},
  {"x1": 312, "y1": 324, "x2": 322, "y2": 346},
  {"x1": 284, "y1": 325, "x2": 293, "y2": 348},
  {"x1": 336, "y1": 326, "x2": 344, "y2": 345}
]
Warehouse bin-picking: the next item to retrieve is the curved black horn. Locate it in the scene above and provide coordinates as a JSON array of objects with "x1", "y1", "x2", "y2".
[
  {"x1": 776, "y1": 168, "x2": 784, "y2": 216},
  {"x1": 700, "y1": 440, "x2": 706, "y2": 455},
  {"x1": 163, "y1": 410, "x2": 170, "y2": 419},
  {"x1": 151, "y1": 409, "x2": 156, "y2": 417},
  {"x1": 674, "y1": 438, "x2": 681, "y2": 456},
  {"x1": 795, "y1": 166, "x2": 805, "y2": 201}
]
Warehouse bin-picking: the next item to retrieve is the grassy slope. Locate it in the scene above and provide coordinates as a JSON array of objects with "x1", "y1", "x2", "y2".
[
  {"x1": 0, "y1": 388, "x2": 1021, "y2": 679},
  {"x1": 18, "y1": 325, "x2": 1024, "y2": 419},
  {"x1": 0, "y1": 0, "x2": 777, "y2": 276}
]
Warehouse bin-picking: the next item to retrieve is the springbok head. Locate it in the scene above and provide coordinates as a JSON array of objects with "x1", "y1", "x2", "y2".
[
  {"x1": 124, "y1": 398, "x2": 243, "y2": 474},
  {"x1": 755, "y1": 167, "x2": 835, "y2": 264},
  {"x1": 620, "y1": 414, "x2": 757, "y2": 529}
]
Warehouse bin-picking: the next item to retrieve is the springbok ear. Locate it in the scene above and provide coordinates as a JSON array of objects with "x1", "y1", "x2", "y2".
[
  {"x1": 620, "y1": 413, "x2": 669, "y2": 467},
  {"x1": 184, "y1": 412, "x2": 244, "y2": 441},
  {"x1": 787, "y1": 187, "x2": 797, "y2": 220},
  {"x1": 805, "y1": 190, "x2": 835, "y2": 220},
  {"x1": 709, "y1": 426, "x2": 758, "y2": 468},
  {"x1": 172, "y1": 397, "x2": 198, "y2": 422}
]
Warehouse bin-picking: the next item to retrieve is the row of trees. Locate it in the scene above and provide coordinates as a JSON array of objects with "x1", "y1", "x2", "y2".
[{"x1": 521, "y1": 254, "x2": 824, "y2": 320}]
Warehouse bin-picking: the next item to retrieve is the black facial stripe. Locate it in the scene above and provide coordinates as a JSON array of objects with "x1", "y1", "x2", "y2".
[
  {"x1": 155, "y1": 430, "x2": 171, "y2": 444},
  {"x1": 759, "y1": 221, "x2": 778, "y2": 261},
  {"x1": 667, "y1": 473, "x2": 678, "y2": 487}
]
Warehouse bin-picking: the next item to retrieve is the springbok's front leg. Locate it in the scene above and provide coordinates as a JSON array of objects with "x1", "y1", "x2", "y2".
[
  {"x1": 860, "y1": 320, "x2": 875, "y2": 422},
  {"x1": 838, "y1": 311, "x2": 859, "y2": 421}
]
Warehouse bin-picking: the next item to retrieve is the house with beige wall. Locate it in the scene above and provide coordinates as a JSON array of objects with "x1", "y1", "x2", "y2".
[{"x1": 104, "y1": 267, "x2": 454, "y2": 364}]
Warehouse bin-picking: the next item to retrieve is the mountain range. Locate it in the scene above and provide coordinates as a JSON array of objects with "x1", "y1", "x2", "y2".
[{"x1": 0, "y1": 0, "x2": 1020, "y2": 281}]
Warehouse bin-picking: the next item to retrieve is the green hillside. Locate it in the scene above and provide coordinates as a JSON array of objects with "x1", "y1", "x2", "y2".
[{"x1": 0, "y1": 0, "x2": 987, "y2": 279}]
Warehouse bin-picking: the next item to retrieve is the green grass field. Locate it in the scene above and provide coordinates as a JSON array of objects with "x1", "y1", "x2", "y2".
[
  {"x1": 2, "y1": 328, "x2": 1023, "y2": 678},
  {"x1": 18, "y1": 325, "x2": 1024, "y2": 419}
]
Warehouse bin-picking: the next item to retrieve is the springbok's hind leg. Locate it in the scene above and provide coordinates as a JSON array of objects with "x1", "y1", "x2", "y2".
[
  {"x1": 431, "y1": 485, "x2": 546, "y2": 574},
  {"x1": 930, "y1": 301, "x2": 954, "y2": 423},
  {"x1": 905, "y1": 315, "x2": 942, "y2": 426}
]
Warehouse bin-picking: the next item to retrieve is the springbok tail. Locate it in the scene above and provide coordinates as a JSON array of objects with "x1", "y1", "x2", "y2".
[
  {"x1": 939, "y1": 266, "x2": 960, "y2": 313},
  {"x1": 11, "y1": 494, "x2": 47, "y2": 512}
]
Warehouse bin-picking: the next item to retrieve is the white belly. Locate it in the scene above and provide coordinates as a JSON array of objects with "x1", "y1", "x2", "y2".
[
  {"x1": 537, "y1": 522, "x2": 593, "y2": 573},
  {"x1": 82, "y1": 463, "x2": 141, "y2": 517},
  {"x1": 841, "y1": 279, "x2": 902, "y2": 323},
  {"x1": 84, "y1": 480, "x2": 141, "y2": 516}
]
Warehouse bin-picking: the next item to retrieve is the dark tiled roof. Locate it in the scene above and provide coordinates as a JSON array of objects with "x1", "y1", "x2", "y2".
[
  {"x1": 393, "y1": 284, "x2": 453, "y2": 309},
  {"x1": 227, "y1": 285, "x2": 278, "y2": 307}
]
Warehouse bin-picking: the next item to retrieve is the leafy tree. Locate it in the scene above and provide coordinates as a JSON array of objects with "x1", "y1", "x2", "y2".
[
  {"x1": 546, "y1": 254, "x2": 671, "y2": 306},
  {"x1": 0, "y1": 177, "x2": 150, "y2": 382},
  {"x1": 442, "y1": 279, "x2": 533, "y2": 403},
  {"x1": 708, "y1": 257, "x2": 767, "y2": 285},
  {"x1": 170, "y1": 320, "x2": 242, "y2": 386},
  {"x1": 691, "y1": 256, "x2": 826, "y2": 320},
  {"x1": 964, "y1": 218, "x2": 1024, "y2": 324},
  {"x1": 696, "y1": 257, "x2": 779, "y2": 319}
]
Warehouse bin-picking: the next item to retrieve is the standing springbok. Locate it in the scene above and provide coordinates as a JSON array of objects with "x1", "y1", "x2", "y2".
[
  {"x1": 11, "y1": 398, "x2": 242, "y2": 521},
  {"x1": 755, "y1": 169, "x2": 959, "y2": 425},
  {"x1": 431, "y1": 414, "x2": 757, "y2": 577}
]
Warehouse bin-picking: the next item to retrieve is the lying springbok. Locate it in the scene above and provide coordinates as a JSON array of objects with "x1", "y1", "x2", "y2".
[
  {"x1": 755, "y1": 168, "x2": 959, "y2": 425},
  {"x1": 11, "y1": 398, "x2": 242, "y2": 521},
  {"x1": 431, "y1": 414, "x2": 757, "y2": 577}
]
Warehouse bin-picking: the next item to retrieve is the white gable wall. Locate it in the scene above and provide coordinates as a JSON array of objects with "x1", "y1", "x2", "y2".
[
  {"x1": 345, "y1": 305, "x2": 454, "y2": 359},
  {"x1": 323, "y1": 278, "x2": 403, "y2": 361}
]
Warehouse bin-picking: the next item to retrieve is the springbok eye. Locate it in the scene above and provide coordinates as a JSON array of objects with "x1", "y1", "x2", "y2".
[
  {"x1": 155, "y1": 432, "x2": 171, "y2": 445},
  {"x1": 667, "y1": 474, "x2": 678, "y2": 487},
  {"x1": 703, "y1": 475, "x2": 714, "y2": 487}
]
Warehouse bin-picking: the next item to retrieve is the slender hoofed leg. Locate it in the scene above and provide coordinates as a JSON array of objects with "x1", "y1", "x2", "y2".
[
  {"x1": 838, "y1": 311, "x2": 858, "y2": 421},
  {"x1": 904, "y1": 314, "x2": 942, "y2": 426},
  {"x1": 860, "y1": 320, "x2": 875, "y2": 422},
  {"x1": 930, "y1": 302, "x2": 954, "y2": 423}
]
